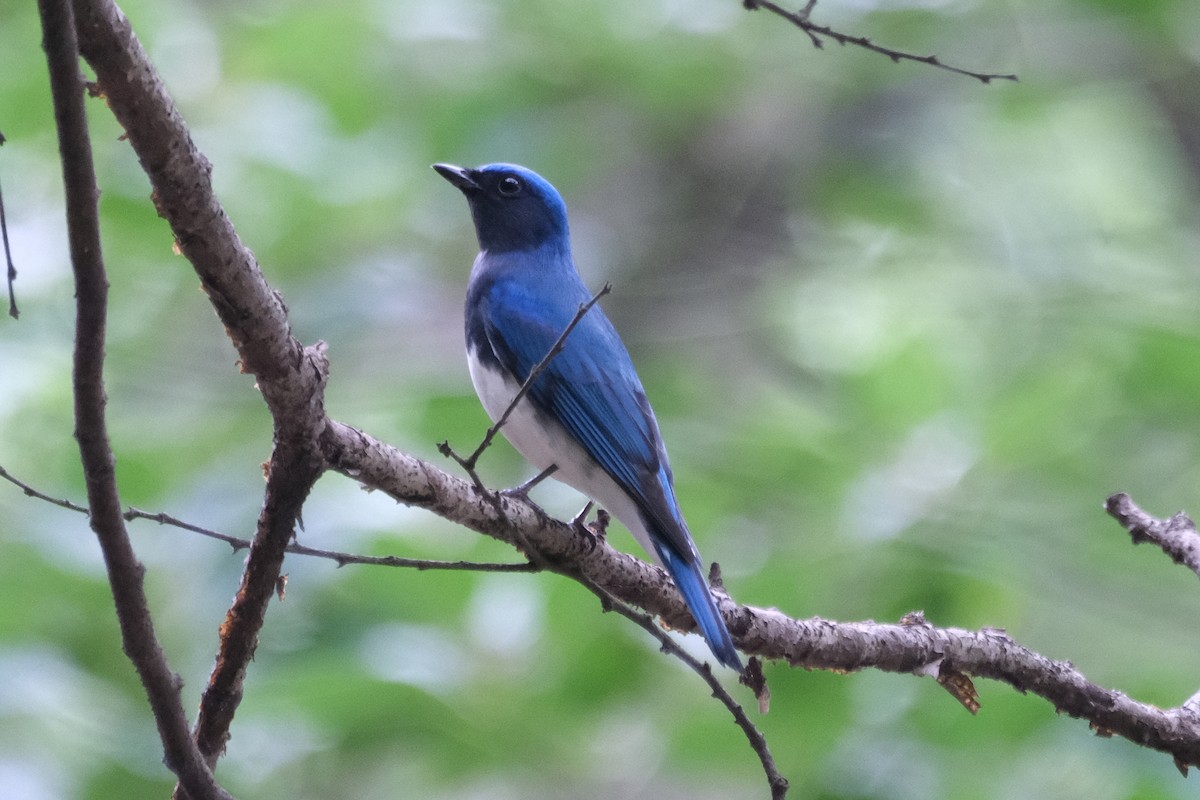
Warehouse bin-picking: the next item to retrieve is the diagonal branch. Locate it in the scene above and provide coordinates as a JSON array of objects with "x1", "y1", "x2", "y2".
[
  {"x1": 122, "y1": 505, "x2": 539, "y2": 572},
  {"x1": 320, "y1": 422, "x2": 1200, "y2": 773},
  {"x1": 0, "y1": 462, "x2": 91, "y2": 514},
  {"x1": 569, "y1": 569, "x2": 788, "y2": 799},
  {"x1": 38, "y1": 1, "x2": 232, "y2": 798},
  {"x1": 185, "y1": 431, "x2": 327, "y2": 782}
]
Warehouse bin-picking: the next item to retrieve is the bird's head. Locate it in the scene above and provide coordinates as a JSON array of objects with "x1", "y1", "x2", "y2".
[{"x1": 434, "y1": 163, "x2": 570, "y2": 253}]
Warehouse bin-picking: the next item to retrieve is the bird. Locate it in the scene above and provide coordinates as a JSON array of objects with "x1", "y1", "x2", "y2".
[{"x1": 434, "y1": 162, "x2": 743, "y2": 672}]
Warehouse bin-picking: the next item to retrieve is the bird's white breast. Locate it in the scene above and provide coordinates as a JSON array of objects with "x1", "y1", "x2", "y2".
[{"x1": 466, "y1": 346, "x2": 656, "y2": 561}]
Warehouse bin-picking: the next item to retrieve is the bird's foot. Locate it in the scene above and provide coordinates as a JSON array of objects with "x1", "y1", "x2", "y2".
[
  {"x1": 570, "y1": 501, "x2": 593, "y2": 528},
  {"x1": 503, "y1": 464, "x2": 557, "y2": 499},
  {"x1": 571, "y1": 505, "x2": 610, "y2": 554},
  {"x1": 570, "y1": 502, "x2": 597, "y2": 552},
  {"x1": 497, "y1": 465, "x2": 558, "y2": 525}
]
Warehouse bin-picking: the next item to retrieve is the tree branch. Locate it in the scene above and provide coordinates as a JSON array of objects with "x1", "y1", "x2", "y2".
[
  {"x1": 320, "y1": 422, "x2": 1200, "y2": 773},
  {"x1": 123, "y1": 505, "x2": 539, "y2": 572},
  {"x1": 0, "y1": 171, "x2": 18, "y2": 319},
  {"x1": 38, "y1": 1, "x2": 232, "y2": 797},
  {"x1": 568, "y1": 569, "x2": 788, "y2": 799},
  {"x1": 70, "y1": 0, "x2": 330, "y2": 790},
  {"x1": 8, "y1": 443, "x2": 1200, "y2": 780},
  {"x1": 1106, "y1": 492, "x2": 1200, "y2": 581},
  {"x1": 742, "y1": 0, "x2": 1019, "y2": 84}
]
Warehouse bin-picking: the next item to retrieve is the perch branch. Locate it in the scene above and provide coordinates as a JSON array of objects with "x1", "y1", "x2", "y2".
[{"x1": 320, "y1": 422, "x2": 1200, "y2": 773}]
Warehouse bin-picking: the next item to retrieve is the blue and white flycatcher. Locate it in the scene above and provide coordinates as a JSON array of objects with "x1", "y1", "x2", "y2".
[{"x1": 435, "y1": 162, "x2": 742, "y2": 671}]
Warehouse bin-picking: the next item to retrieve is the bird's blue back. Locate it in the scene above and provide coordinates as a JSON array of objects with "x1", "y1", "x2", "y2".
[
  {"x1": 439, "y1": 162, "x2": 742, "y2": 671},
  {"x1": 466, "y1": 225, "x2": 690, "y2": 562}
]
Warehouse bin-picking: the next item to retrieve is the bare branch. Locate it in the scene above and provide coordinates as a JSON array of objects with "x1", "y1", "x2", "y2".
[
  {"x1": 0, "y1": 463, "x2": 91, "y2": 514},
  {"x1": 569, "y1": 568, "x2": 788, "y2": 799},
  {"x1": 743, "y1": 0, "x2": 1019, "y2": 84},
  {"x1": 185, "y1": 436, "x2": 326, "y2": 782},
  {"x1": 320, "y1": 420, "x2": 1200, "y2": 773},
  {"x1": 0, "y1": 464, "x2": 543, "y2": 572},
  {"x1": 1106, "y1": 492, "x2": 1200, "y2": 581},
  {"x1": 38, "y1": 1, "x2": 231, "y2": 797},
  {"x1": 0, "y1": 172, "x2": 17, "y2": 319},
  {"x1": 123, "y1": 505, "x2": 538, "y2": 571},
  {"x1": 70, "y1": 0, "x2": 330, "y2": 788}
]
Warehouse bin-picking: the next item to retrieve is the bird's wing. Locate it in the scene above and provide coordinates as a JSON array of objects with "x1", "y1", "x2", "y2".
[{"x1": 481, "y1": 279, "x2": 696, "y2": 560}]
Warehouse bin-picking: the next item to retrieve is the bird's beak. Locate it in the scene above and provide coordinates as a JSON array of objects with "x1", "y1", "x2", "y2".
[{"x1": 433, "y1": 163, "x2": 480, "y2": 192}]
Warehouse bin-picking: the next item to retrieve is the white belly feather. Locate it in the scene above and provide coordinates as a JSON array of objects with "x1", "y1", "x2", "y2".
[{"x1": 467, "y1": 348, "x2": 657, "y2": 563}]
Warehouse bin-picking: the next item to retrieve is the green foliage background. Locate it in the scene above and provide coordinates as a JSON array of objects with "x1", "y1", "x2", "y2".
[{"x1": 2, "y1": 0, "x2": 1200, "y2": 797}]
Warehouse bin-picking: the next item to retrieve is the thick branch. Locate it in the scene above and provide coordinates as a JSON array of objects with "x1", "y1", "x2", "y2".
[
  {"x1": 71, "y1": 0, "x2": 329, "y2": 788},
  {"x1": 321, "y1": 421, "x2": 1200, "y2": 772},
  {"x1": 38, "y1": 1, "x2": 231, "y2": 798},
  {"x1": 72, "y1": 0, "x2": 299, "y2": 396},
  {"x1": 186, "y1": 417, "x2": 328, "y2": 776}
]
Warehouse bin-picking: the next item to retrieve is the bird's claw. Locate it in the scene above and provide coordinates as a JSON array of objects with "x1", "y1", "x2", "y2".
[{"x1": 572, "y1": 506, "x2": 609, "y2": 554}]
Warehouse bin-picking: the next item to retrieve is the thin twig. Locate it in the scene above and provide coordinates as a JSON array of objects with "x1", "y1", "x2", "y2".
[
  {"x1": 0, "y1": 466, "x2": 540, "y2": 574},
  {"x1": 743, "y1": 0, "x2": 1019, "y2": 84},
  {"x1": 573, "y1": 569, "x2": 788, "y2": 798},
  {"x1": 37, "y1": 0, "x2": 232, "y2": 797},
  {"x1": 0, "y1": 173, "x2": 17, "y2": 320},
  {"x1": 123, "y1": 505, "x2": 539, "y2": 572},
  {"x1": 0, "y1": 463, "x2": 91, "y2": 514},
  {"x1": 439, "y1": 283, "x2": 612, "y2": 481}
]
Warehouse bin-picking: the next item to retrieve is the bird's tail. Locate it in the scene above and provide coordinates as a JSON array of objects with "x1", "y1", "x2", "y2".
[{"x1": 653, "y1": 542, "x2": 743, "y2": 672}]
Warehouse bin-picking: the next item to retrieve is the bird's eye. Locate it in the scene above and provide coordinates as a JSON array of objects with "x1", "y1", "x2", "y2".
[{"x1": 498, "y1": 176, "x2": 522, "y2": 196}]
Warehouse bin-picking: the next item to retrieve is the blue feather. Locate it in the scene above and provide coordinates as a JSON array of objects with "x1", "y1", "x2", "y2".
[{"x1": 439, "y1": 162, "x2": 743, "y2": 671}]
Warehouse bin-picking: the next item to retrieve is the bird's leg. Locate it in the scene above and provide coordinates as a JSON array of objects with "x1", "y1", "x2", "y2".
[
  {"x1": 571, "y1": 501, "x2": 596, "y2": 552},
  {"x1": 570, "y1": 503, "x2": 610, "y2": 554},
  {"x1": 570, "y1": 501, "x2": 593, "y2": 528},
  {"x1": 495, "y1": 466, "x2": 562, "y2": 571},
  {"x1": 497, "y1": 464, "x2": 558, "y2": 523},
  {"x1": 500, "y1": 464, "x2": 557, "y2": 502},
  {"x1": 590, "y1": 508, "x2": 610, "y2": 542}
]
